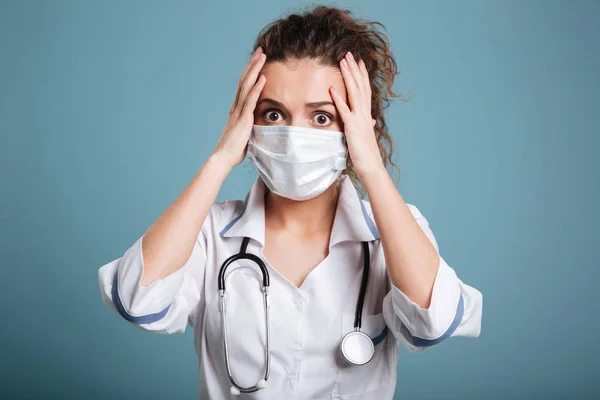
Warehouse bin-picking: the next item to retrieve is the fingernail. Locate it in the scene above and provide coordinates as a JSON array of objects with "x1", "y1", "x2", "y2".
[
  {"x1": 347, "y1": 51, "x2": 354, "y2": 60},
  {"x1": 341, "y1": 59, "x2": 347, "y2": 68}
]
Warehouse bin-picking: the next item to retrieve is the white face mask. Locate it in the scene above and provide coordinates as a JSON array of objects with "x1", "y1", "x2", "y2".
[{"x1": 248, "y1": 124, "x2": 348, "y2": 201}]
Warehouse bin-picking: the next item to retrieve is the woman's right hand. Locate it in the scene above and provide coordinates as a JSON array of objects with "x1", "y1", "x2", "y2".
[{"x1": 213, "y1": 46, "x2": 267, "y2": 170}]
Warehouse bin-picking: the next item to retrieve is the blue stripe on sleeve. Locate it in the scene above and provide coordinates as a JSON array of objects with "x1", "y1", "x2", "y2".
[
  {"x1": 371, "y1": 326, "x2": 388, "y2": 346},
  {"x1": 111, "y1": 272, "x2": 171, "y2": 324},
  {"x1": 411, "y1": 294, "x2": 464, "y2": 347}
]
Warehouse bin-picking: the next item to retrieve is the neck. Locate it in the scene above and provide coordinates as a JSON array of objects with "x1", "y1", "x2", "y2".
[{"x1": 264, "y1": 182, "x2": 340, "y2": 236}]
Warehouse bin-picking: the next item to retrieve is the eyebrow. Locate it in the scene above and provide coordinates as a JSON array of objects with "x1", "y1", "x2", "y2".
[{"x1": 256, "y1": 98, "x2": 335, "y2": 109}]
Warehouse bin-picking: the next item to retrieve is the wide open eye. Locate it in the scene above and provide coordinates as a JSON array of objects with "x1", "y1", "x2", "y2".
[
  {"x1": 263, "y1": 110, "x2": 283, "y2": 123},
  {"x1": 313, "y1": 113, "x2": 333, "y2": 127}
]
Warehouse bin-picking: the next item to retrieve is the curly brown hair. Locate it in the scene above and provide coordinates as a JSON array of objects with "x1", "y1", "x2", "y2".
[{"x1": 252, "y1": 4, "x2": 403, "y2": 196}]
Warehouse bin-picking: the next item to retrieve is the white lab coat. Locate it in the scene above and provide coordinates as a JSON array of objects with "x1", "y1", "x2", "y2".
[{"x1": 98, "y1": 175, "x2": 483, "y2": 399}]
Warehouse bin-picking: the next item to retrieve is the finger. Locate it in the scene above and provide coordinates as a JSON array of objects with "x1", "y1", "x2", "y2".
[
  {"x1": 345, "y1": 52, "x2": 366, "y2": 98},
  {"x1": 236, "y1": 53, "x2": 267, "y2": 114},
  {"x1": 358, "y1": 59, "x2": 372, "y2": 115},
  {"x1": 358, "y1": 59, "x2": 371, "y2": 97},
  {"x1": 232, "y1": 47, "x2": 263, "y2": 111},
  {"x1": 340, "y1": 58, "x2": 359, "y2": 112},
  {"x1": 241, "y1": 74, "x2": 267, "y2": 116},
  {"x1": 329, "y1": 85, "x2": 352, "y2": 123}
]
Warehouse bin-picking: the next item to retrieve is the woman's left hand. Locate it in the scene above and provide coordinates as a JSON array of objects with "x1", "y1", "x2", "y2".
[{"x1": 330, "y1": 51, "x2": 386, "y2": 178}]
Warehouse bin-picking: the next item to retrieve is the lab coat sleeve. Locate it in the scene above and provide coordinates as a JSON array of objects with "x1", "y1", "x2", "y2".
[
  {"x1": 381, "y1": 204, "x2": 483, "y2": 352},
  {"x1": 97, "y1": 205, "x2": 217, "y2": 335}
]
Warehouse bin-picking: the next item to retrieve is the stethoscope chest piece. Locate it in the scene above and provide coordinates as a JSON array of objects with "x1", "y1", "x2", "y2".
[{"x1": 341, "y1": 330, "x2": 375, "y2": 365}]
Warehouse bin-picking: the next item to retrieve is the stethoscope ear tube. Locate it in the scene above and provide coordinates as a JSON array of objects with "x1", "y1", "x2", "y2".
[
  {"x1": 218, "y1": 237, "x2": 270, "y2": 291},
  {"x1": 220, "y1": 237, "x2": 271, "y2": 395}
]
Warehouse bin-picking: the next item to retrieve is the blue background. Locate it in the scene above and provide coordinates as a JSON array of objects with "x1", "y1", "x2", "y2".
[{"x1": 1, "y1": 0, "x2": 598, "y2": 398}]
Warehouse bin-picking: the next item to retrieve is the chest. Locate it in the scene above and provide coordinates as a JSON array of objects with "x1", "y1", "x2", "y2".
[{"x1": 262, "y1": 228, "x2": 330, "y2": 288}]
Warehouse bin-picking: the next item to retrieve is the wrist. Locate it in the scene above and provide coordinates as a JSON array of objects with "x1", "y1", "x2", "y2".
[
  {"x1": 357, "y1": 163, "x2": 390, "y2": 193},
  {"x1": 355, "y1": 161, "x2": 387, "y2": 182},
  {"x1": 206, "y1": 152, "x2": 236, "y2": 175}
]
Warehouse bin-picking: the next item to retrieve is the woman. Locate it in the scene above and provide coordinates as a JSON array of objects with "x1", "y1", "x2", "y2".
[{"x1": 98, "y1": 5, "x2": 482, "y2": 399}]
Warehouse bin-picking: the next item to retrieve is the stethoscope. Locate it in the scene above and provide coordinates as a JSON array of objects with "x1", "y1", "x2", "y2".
[{"x1": 218, "y1": 237, "x2": 374, "y2": 396}]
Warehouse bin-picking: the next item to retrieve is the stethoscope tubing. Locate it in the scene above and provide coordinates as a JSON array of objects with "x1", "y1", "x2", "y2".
[
  {"x1": 219, "y1": 237, "x2": 271, "y2": 393},
  {"x1": 218, "y1": 237, "x2": 371, "y2": 393}
]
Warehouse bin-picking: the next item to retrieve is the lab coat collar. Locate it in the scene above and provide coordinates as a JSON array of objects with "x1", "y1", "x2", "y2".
[{"x1": 219, "y1": 174, "x2": 380, "y2": 247}]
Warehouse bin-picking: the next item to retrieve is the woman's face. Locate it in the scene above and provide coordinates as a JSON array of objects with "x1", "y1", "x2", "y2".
[{"x1": 253, "y1": 58, "x2": 348, "y2": 132}]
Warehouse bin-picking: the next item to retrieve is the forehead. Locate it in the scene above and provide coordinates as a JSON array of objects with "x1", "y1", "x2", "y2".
[{"x1": 259, "y1": 58, "x2": 346, "y2": 103}]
